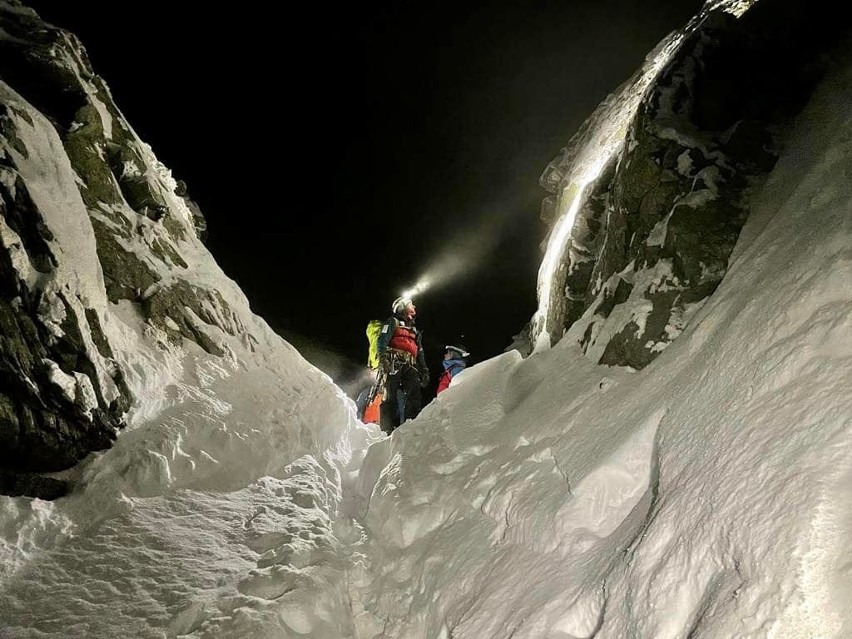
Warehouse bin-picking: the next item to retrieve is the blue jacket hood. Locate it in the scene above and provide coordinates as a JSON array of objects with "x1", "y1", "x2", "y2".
[{"x1": 442, "y1": 358, "x2": 466, "y2": 373}]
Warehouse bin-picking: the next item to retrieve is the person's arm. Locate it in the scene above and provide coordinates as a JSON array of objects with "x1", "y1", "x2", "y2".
[
  {"x1": 376, "y1": 317, "x2": 396, "y2": 355},
  {"x1": 416, "y1": 330, "x2": 430, "y2": 387}
]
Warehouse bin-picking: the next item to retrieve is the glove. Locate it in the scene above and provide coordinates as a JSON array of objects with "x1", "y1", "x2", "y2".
[{"x1": 419, "y1": 367, "x2": 430, "y2": 388}]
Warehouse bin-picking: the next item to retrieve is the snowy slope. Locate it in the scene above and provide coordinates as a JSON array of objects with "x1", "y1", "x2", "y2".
[{"x1": 350, "y1": 37, "x2": 852, "y2": 639}]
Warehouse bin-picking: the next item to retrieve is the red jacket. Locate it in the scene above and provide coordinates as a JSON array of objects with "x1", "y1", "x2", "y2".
[
  {"x1": 389, "y1": 323, "x2": 418, "y2": 356},
  {"x1": 380, "y1": 317, "x2": 420, "y2": 357}
]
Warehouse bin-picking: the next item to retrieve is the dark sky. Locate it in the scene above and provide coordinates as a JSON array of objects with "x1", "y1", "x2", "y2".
[{"x1": 25, "y1": 0, "x2": 703, "y2": 388}]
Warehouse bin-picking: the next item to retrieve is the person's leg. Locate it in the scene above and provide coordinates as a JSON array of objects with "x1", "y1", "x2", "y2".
[
  {"x1": 401, "y1": 366, "x2": 422, "y2": 422},
  {"x1": 380, "y1": 373, "x2": 401, "y2": 434}
]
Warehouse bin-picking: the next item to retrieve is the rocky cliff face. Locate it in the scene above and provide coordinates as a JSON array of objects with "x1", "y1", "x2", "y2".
[
  {"x1": 538, "y1": 0, "x2": 850, "y2": 369},
  {"x1": 0, "y1": 1, "x2": 241, "y2": 497}
]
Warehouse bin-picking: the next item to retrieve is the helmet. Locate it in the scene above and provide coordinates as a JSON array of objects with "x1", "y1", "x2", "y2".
[
  {"x1": 444, "y1": 344, "x2": 469, "y2": 358},
  {"x1": 392, "y1": 297, "x2": 413, "y2": 314}
]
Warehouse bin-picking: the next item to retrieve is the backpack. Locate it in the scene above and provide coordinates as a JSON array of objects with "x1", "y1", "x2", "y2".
[
  {"x1": 366, "y1": 319, "x2": 383, "y2": 369},
  {"x1": 362, "y1": 392, "x2": 382, "y2": 424}
]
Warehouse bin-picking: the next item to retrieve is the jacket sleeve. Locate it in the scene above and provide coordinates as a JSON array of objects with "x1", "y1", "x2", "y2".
[
  {"x1": 416, "y1": 331, "x2": 429, "y2": 386},
  {"x1": 436, "y1": 371, "x2": 450, "y2": 394},
  {"x1": 415, "y1": 330, "x2": 426, "y2": 367},
  {"x1": 376, "y1": 317, "x2": 396, "y2": 355}
]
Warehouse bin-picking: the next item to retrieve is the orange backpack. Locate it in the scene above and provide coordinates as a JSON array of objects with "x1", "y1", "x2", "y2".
[{"x1": 362, "y1": 393, "x2": 381, "y2": 424}]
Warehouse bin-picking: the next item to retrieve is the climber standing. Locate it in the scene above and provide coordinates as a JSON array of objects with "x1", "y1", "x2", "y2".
[
  {"x1": 377, "y1": 297, "x2": 429, "y2": 434},
  {"x1": 436, "y1": 344, "x2": 469, "y2": 395}
]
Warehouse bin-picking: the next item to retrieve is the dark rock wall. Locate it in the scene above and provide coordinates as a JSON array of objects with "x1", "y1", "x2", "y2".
[
  {"x1": 540, "y1": 0, "x2": 851, "y2": 369},
  {"x1": 0, "y1": 2, "x2": 236, "y2": 497}
]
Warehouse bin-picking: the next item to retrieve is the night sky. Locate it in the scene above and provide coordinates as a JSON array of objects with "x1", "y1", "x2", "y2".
[{"x1": 24, "y1": 0, "x2": 703, "y2": 388}]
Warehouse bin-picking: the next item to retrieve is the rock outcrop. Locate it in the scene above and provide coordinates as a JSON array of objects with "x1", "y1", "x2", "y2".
[
  {"x1": 0, "y1": 1, "x2": 240, "y2": 496},
  {"x1": 538, "y1": 0, "x2": 850, "y2": 369}
]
